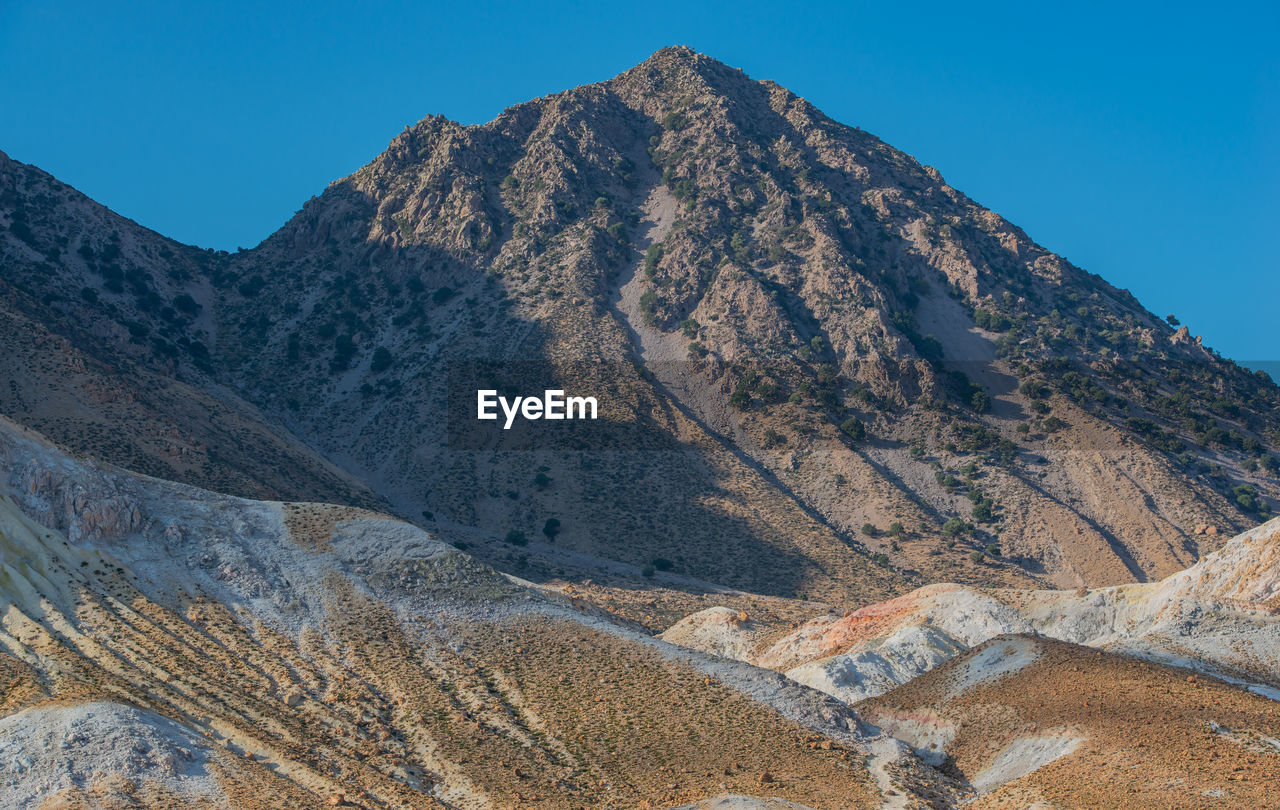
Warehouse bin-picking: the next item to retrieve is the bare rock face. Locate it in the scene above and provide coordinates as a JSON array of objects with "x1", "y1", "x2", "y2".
[
  {"x1": 1, "y1": 47, "x2": 1277, "y2": 601},
  {"x1": 14, "y1": 456, "x2": 143, "y2": 542}
]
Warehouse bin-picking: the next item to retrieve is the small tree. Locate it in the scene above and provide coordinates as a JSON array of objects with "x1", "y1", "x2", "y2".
[
  {"x1": 861, "y1": 523, "x2": 878, "y2": 537},
  {"x1": 887, "y1": 522, "x2": 904, "y2": 537},
  {"x1": 542, "y1": 518, "x2": 561, "y2": 539},
  {"x1": 534, "y1": 472, "x2": 552, "y2": 489}
]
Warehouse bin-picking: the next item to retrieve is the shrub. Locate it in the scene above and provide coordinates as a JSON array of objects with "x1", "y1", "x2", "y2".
[
  {"x1": 533, "y1": 472, "x2": 552, "y2": 489},
  {"x1": 332, "y1": 334, "x2": 356, "y2": 371},
  {"x1": 504, "y1": 529, "x2": 528, "y2": 546},
  {"x1": 974, "y1": 308, "x2": 1011, "y2": 332},
  {"x1": 990, "y1": 439, "x2": 1019, "y2": 465},
  {"x1": 942, "y1": 518, "x2": 970, "y2": 537},
  {"x1": 542, "y1": 518, "x2": 561, "y2": 539},
  {"x1": 873, "y1": 553, "x2": 890, "y2": 567},
  {"x1": 860, "y1": 523, "x2": 877, "y2": 537},
  {"x1": 970, "y1": 550, "x2": 985, "y2": 563},
  {"x1": 641, "y1": 565, "x2": 656, "y2": 578},
  {"x1": 173, "y1": 293, "x2": 201, "y2": 314},
  {"x1": 972, "y1": 499, "x2": 994, "y2": 522},
  {"x1": 1234, "y1": 484, "x2": 1261, "y2": 511},
  {"x1": 639, "y1": 290, "x2": 659, "y2": 325},
  {"x1": 370, "y1": 346, "x2": 393, "y2": 373},
  {"x1": 887, "y1": 521, "x2": 904, "y2": 537},
  {"x1": 645, "y1": 244, "x2": 664, "y2": 278},
  {"x1": 1019, "y1": 380, "x2": 1048, "y2": 399},
  {"x1": 651, "y1": 557, "x2": 674, "y2": 572},
  {"x1": 840, "y1": 417, "x2": 866, "y2": 441}
]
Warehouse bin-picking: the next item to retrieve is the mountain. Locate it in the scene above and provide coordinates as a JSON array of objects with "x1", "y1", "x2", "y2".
[
  {"x1": 3, "y1": 45, "x2": 1278, "y2": 601},
  {"x1": 3, "y1": 45, "x2": 1280, "y2": 809}
]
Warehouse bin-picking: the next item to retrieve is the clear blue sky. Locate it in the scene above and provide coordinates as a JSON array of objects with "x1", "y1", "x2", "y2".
[{"x1": 2, "y1": 1, "x2": 1276, "y2": 367}]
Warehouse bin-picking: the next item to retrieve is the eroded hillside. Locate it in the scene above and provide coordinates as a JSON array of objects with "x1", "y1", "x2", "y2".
[{"x1": 0, "y1": 417, "x2": 957, "y2": 808}]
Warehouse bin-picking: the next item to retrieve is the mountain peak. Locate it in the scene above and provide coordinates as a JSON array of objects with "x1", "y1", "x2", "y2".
[{"x1": 630, "y1": 44, "x2": 723, "y2": 76}]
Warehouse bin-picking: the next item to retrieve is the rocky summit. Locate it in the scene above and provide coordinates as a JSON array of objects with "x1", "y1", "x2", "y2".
[{"x1": 1, "y1": 47, "x2": 1278, "y2": 808}]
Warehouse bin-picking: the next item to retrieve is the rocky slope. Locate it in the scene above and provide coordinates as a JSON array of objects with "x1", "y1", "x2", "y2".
[
  {"x1": 3, "y1": 47, "x2": 1278, "y2": 601},
  {"x1": 0, "y1": 416, "x2": 957, "y2": 808},
  {"x1": 0, "y1": 151, "x2": 382, "y2": 510}
]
